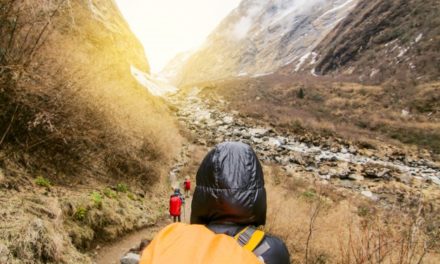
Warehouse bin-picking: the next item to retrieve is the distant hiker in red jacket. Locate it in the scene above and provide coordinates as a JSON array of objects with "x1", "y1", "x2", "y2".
[
  {"x1": 183, "y1": 177, "x2": 191, "y2": 198},
  {"x1": 169, "y1": 188, "x2": 184, "y2": 222}
]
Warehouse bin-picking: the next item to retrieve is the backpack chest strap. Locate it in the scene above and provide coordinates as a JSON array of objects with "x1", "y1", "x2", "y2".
[{"x1": 234, "y1": 226, "x2": 265, "y2": 252}]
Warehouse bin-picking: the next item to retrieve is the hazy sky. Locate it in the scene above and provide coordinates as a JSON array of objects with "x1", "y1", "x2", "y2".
[{"x1": 115, "y1": 0, "x2": 240, "y2": 73}]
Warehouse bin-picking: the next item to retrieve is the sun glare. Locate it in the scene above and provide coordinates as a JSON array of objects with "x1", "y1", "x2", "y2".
[{"x1": 115, "y1": 0, "x2": 240, "y2": 73}]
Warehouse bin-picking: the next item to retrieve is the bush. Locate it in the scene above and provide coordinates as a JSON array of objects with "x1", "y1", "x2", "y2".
[
  {"x1": 116, "y1": 183, "x2": 129, "y2": 193},
  {"x1": 103, "y1": 188, "x2": 117, "y2": 199},
  {"x1": 74, "y1": 206, "x2": 87, "y2": 221},
  {"x1": 35, "y1": 176, "x2": 51, "y2": 188},
  {"x1": 90, "y1": 191, "x2": 102, "y2": 208}
]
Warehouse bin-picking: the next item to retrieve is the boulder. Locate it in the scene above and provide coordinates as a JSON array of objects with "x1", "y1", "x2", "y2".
[{"x1": 120, "y1": 253, "x2": 140, "y2": 264}]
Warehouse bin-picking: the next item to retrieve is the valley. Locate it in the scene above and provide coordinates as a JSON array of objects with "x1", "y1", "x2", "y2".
[{"x1": 1, "y1": 0, "x2": 439, "y2": 263}]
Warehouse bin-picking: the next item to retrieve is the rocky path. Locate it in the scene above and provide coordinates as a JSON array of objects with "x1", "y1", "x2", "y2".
[{"x1": 169, "y1": 88, "x2": 440, "y2": 203}]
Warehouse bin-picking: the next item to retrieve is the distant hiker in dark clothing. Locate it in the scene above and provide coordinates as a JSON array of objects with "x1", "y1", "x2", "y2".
[
  {"x1": 169, "y1": 188, "x2": 184, "y2": 222},
  {"x1": 191, "y1": 142, "x2": 290, "y2": 264},
  {"x1": 183, "y1": 176, "x2": 191, "y2": 198}
]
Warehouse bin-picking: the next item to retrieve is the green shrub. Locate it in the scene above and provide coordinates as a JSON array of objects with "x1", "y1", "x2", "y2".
[
  {"x1": 90, "y1": 191, "x2": 103, "y2": 208},
  {"x1": 116, "y1": 183, "x2": 129, "y2": 193},
  {"x1": 35, "y1": 176, "x2": 51, "y2": 188},
  {"x1": 74, "y1": 206, "x2": 87, "y2": 221},
  {"x1": 103, "y1": 188, "x2": 117, "y2": 199}
]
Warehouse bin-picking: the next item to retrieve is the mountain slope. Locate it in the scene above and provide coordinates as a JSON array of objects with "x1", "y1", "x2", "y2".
[
  {"x1": 312, "y1": 0, "x2": 440, "y2": 83},
  {"x1": 175, "y1": 0, "x2": 358, "y2": 86},
  {"x1": 0, "y1": 0, "x2": 181, "y2": 263}
]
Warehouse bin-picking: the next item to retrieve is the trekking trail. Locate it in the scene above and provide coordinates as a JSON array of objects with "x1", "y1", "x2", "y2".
[
  {"x1": 94, "y1": 198, "x2": 192, "y2": 264},
  {"x1": 94, "y1": 145, "x2": 192, "y2": 264}
]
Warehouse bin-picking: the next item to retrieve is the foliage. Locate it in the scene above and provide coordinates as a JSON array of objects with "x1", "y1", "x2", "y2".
[
  {"x1": 90, "y1": 191, "x2": 103, "y2": 208},
  {"x1": 35, "y1": 176, "x2": 51, "y2": 188},
  {"x1": 103, "y1": 188, "x2": 117, "y2": 199},
  {"x1": 116, "y1": 183, "x2": 129, "y2": 193},
  {"x1": 74, "y1": 206, "x2": 87, "y2": 221}
]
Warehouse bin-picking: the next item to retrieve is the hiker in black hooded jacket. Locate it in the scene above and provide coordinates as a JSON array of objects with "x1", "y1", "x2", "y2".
[{"x1": 191, "y1": 142, "x2": 290, "y2": 264}]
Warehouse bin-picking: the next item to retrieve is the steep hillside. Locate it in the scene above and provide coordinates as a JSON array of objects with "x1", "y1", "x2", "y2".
[
  {"x1": 0, "y1": 0, "x2": 181, "y2": 263},
  {"x1": 312, "y1": 0, "x2": 440, "y2": 83},
  {"x1": 174, "y1": 0, "x2": 358, "y2": 86},
  {"x1": 174, "y1": 0, "x2": 439, "y2": 155}
]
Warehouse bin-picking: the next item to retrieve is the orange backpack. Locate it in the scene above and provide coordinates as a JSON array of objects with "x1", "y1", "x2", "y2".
[{"x1": 139, "y1": 223, "x2": 263, "y2": 264}]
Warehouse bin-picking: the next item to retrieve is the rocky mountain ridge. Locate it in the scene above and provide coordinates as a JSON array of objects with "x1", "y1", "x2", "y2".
[
  {"x1": 171, "y1": 0, "x2": 440, "y2": 86},
  {"x1": 170, "y1": 0, "x2": 358, "y2": 86}
]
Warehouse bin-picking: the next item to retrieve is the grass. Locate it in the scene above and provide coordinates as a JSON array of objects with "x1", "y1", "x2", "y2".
[
  {"x1": 116, "y1": 183, "x2": 129, "y2": 193},
  {"x1": 35, "y1": 176, "x2": 51, "y2": 188},
  {"x1": 0, "y1": 1, "x2": 181, "y2": 263},
  {"x1": 198, "y1": 76, "x2": 440, "y2": 158},
  {"x1": 0, "y1": 0, "x2": 182, "y2": 188},
  {"x1": 103, "y1": 188, "x2": 117, "y2": 199},
  {"x1": 74, "y1": 206, "x2": 88, "y2": 222},
  {"x1": 263, "y1": 165, "x2": 440, "y2": 264},
  {"x1": 90, "y1": 191, "x2": 103, "y2": 208}
]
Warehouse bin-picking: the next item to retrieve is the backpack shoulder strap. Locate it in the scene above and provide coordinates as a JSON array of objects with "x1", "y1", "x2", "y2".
[{"x1": 234, "y1": 226, "x2": 265, "y2": 252}]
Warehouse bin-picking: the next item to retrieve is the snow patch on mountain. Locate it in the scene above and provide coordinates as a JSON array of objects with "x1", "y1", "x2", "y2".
[{"x1": 295, "y1": 52, "x2": 311, "y2": 72}]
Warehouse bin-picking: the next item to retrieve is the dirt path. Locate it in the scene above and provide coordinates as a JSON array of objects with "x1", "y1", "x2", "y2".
[
  {"x1": 93, "y1": 141, "x2": 193, "y2": 263},
  {"x1": 93, "y1": 222, "x2": 167, "y2": 264},
  {"x1": 93, "y1": 196, "x2": 192, "y2": 264}
]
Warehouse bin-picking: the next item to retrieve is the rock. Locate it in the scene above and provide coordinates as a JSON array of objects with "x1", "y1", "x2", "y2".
[
  {"x1": 394, "y1": 174, "x2": 412, "y2": 185},
  {"x1": 361, "y1": 190, "x2": 378, "y2": 201},
  {"x1": 337, "y1": 171, "x2": 351, "y2": 180},
  {"x1": 363, "y1": 166, "x2": 391, "y2": 180},
  {"x1": 241, "y1": 132, "x2": 251, "y2": 140},
  {"x1": 120, "y1": 253, "x2": 140, "y2": 264},
  {"x1": 319, "y1": 168, "x2": 329, "y2": 176},
  {"x1": 249, "y1": 128, "x2": 268, "y2": 138},
  {"x1": 251, "y1": 137, "x2": 263, "y2": 144},
  {"x1": 429, "y1": 176, "x2": 440, "y2": 186},
  {"x1": 330, "y1": 146, "x2": 340, "y2": 153},
  {"x1": 268, "y1": 138, "x2": 283, "y2": 148},
  {"x1": 223, "y1": 116, "x2": 234, "y2": 124},
  {"x1": 348, "y1": 174, "x2": 364, "y2": 181},
  {"x1": 348, "y1": 146, "x2": 357, "y2": 154},
  {"x1": 377, "y1": 169, "x2": 391, "y2": 179}
]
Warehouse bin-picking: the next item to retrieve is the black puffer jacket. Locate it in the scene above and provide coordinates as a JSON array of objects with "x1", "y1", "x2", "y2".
[{"x1": 191, "y1": 142, "x2": 290, "y2": 264}]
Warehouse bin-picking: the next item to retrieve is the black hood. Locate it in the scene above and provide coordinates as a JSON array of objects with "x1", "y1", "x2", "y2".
[{"x1": 191, "y1": 142, "x2": 266, "y2": 226}]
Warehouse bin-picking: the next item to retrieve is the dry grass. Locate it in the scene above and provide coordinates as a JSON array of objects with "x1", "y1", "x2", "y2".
[
  {"x1": 0, "y1": 0, "x2": 182, "y2": 185},
  {"x1": 196, "y1": 76, "x2": 440, "y2": 158},
  {"x1": 263, "y1": 165, "x2": 440, "y2": 264},
  {"x1": 1, "y1": 0, "x2": 182, "y2": 263}
]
